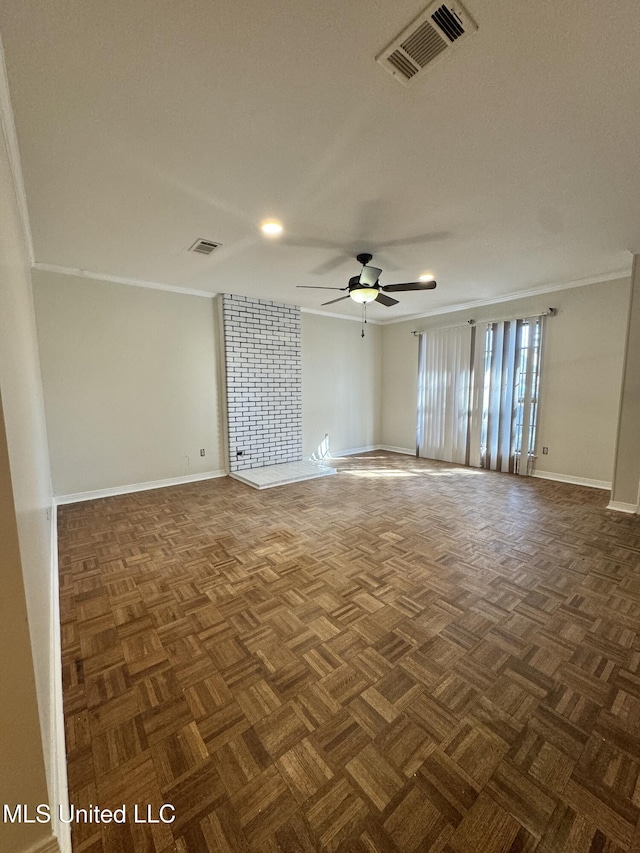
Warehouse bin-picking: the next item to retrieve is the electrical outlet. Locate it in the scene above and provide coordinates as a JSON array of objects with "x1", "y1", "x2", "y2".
[
  {"x1": 200, "y1": 448, "x2": 205, "y2": 457},
  {"x1": 542, "y1": 446, "x2": 549, "y2": 455}
]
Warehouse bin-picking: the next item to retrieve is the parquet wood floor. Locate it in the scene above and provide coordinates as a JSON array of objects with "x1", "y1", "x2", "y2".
[{"x1": 57, "y1": 452, "x2": 640, "y2": 852}]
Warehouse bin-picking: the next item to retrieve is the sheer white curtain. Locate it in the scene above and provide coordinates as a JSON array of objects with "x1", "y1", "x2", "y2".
[
  {"x1": 480, "y1": 316, "x2": 545, "y2": 475},
  {"x1": 417, "y1": 325, "x2": 474, "y2": 464}
]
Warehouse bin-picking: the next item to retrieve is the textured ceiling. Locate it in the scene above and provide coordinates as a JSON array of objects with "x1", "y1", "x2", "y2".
[{"x1": 1, "y1": 0, "x2": 639, "y2": 320}]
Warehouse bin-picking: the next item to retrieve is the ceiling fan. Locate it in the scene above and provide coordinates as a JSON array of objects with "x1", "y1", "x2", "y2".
[{"x1": 297, "y1": 253, "x2": 437, "y2": 307}]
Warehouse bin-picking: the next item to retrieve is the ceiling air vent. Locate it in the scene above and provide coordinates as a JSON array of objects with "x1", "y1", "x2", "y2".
[
  {"x1": 376, "y1": 0, "x2": 477, "y2": 87},
  {"x1": 189, "y1": 238, "x2": 220, "y2": 256}
]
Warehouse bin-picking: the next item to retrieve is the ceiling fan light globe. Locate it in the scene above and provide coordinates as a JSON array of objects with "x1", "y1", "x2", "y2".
[{"x1": 350, "y1": 288, "x2": 378, "y2": 304}]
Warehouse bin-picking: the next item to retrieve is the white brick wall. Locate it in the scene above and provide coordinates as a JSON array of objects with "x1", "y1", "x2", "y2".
[{"x1": 222, "y1": 294, "x2": 302, "y2": 472}]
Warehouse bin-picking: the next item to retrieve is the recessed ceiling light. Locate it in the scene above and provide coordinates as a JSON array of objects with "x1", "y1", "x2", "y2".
[
  {"x1": 419, "y1": 272, "x2": 435, "y2": 282},
  {"x1": 261, "y1": 219, "x2": 283, "y2": 237}
]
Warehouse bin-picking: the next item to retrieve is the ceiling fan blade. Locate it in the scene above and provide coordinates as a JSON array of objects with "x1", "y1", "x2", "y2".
[
  {"x1": 379, "y1": 231, "x2": 450, "y2": 248},
  {"x1": 372, "y1": 252, "x2": 401, "y2": 272},
  {"x1": 375, "y1": 292, "x2": 399, "y2": 307},
  {"x1": 321, "y1": 295, "x2": 351, "y2": 306},
  {"x1": 281, "y1": 235, "x2": 341, "y2": 250},
  {"x1": 310, "y1": 254, "x2": 352, "y2": 275},
  {"x1": 382, "y1": 281, "x2": 437, "y2": 292},
  {"x1": 296, "y1": 285, "x2": 347, "y2": 291}
]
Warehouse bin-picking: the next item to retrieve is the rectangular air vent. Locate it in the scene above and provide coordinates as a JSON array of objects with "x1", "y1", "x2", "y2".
[
  {"x1": 189, "y1": 238, "x2": 220, "y2": 255},
  {"x1": 376, "y1": 0, "x2": 477, "y2": 87}
]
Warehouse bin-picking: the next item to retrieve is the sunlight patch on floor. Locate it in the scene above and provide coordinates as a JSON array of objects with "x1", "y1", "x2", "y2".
[
  {"x1": 343, "y1": 469, "x2": 417, "y2": 478},
  {"x1": 340, "y1": 465, "x2": 485, "y2": 478}
]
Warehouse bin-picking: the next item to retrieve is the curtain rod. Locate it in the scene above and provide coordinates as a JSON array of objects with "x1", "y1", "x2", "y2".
[
  {"x1": 411, "y1": 307, "x2": 556, "y2": 335},
  {"x1": 411, "y1": 322, "x2": 471, "y2": 335}
]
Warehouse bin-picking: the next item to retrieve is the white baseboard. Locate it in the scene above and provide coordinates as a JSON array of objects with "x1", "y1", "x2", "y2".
[
  {"x1": 329, "y1": 445, "x2": 379, "y2": 458},
  {"x1": 379, "y1": 445, "x2": 415, "y2": 456},
  {"x1": 49, "y1": 508, "x2": 71, "y2": 853},
  {"x1": 21, "y1": 835, "x2": 60, "y2": 853},
  {"x1": 327, "y1": 445, "x2": 416, "y2": 459},
  {"x1": 532, "y1": 470, "x2": 611, "y2": 491},
  {"x1": 55, "y1": 469, "x2": 227, "y2": 505},
  {"x1": 311, "y1": 444, "x2": 416, "y2": 461},
  {"x1": 607, "y1": 500, "x2": 638, "y2": 514}
]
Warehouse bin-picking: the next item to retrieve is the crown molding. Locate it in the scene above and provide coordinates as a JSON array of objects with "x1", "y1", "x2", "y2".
[
  {"x1": 0, "y1": 35, "x2": 35, "y2": 264},
  {"x1": 28, "y1": 263, "x2": 633, "y2": 321},
  {"x1": 32, "y1": 263, "x2": 217, "y2": 298},
  {"x1": 380, "y1": 267, "x2": 633, "y2": 325},
  {"x1": 30, "y1": 265, "x2": 380, "y2": 318},
  {"x1": 300, "y1": 307, "x2": 382, "y2": 325},
  {"x1": 30, "y1": 263, "x2": 631, "y2": 318}
]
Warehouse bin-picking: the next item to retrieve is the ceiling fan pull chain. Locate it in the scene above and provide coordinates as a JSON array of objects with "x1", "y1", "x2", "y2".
[{"x1": 361, "y1": 303, "x2": 367, "y2": 337}]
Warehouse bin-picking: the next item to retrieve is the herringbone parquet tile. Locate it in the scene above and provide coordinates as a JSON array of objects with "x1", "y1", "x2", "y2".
[{"x1": 57, "y1": 452, "x2": 640, "y2": 851}]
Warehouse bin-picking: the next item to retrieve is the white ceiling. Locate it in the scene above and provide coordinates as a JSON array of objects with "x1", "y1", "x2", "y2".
[{"x1": 1, "y1": 0, "x2": 639, "y2": 320}]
